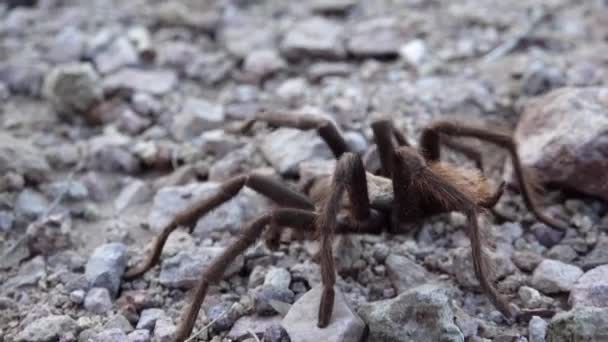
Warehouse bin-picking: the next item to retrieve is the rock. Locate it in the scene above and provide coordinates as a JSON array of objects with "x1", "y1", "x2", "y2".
[
  {"x1": 264, "y1": 323, "x2": 291, "y2": 342},
  {"x1": 0, "y1": 59, "x2": 47, "y2": 96},
  {"x1": 207, "y1": 302, "x2": 241, "y2": 332},
  {"x1": 84, "y1": 287, "x2": 113, "y2": 314},
  {"x1": 260, "y1": 127, "x2": 333, "y2": 175},
  {"x1": 400, "y1": 39, "x2": 429, "y2": 68},
  {"x1": 528, "y1": 316, "x2": 547, "y2": 342},
  {"x1": 136, "y1": 308, "x2": 167, "y2": 331},
  {"x1": 15, "y1": 189, "x2": 49, "y2": 221},
  {"x1": 385, "y1": 253, "x2": 432, "y2": 293},
  {"x1": 85, "y1": 242, "x2": 128, "y2": 297},
  {"x1": 131, "y1": 92, "x2": 161, "y2": 116},
  {"x1": 243, "y1": 49, "x2": 287, "y2": 81},
  {"x1": 582, "y1": 235, "x2": 608, "y2": 270},
  {"x1": 128, "y1": 330, "x2": 150, "y2": 342},
  {"x1": 0, "y1": 211, "x2": 14, "y2": 231},
  {"x1": 347, "y1": 17, "x2": 407, "y2": 57},
  {"x1": 103, "y1": 68, "x2": 177, "y2": 95},
  {"x1": 199, "y1": 130, "x2": 244, "y2": 156},
  {"x1": 512, "y1": 251, "x2": 543, "y2": 272},
  {"x1": 518, "y1": 286, "x2": 545, "y2": 309},
  {"x1": 149, "y1": 182, "x2": 268, "y2": 235},
  {"x1": 282, "y1": 285, "x2": 365, "y2": 342},
  {"x1": 227, "y1": 316, "x2": 282, "y2": 341},
  {"x1": 171, "y1": 97, "x2": 225, "y2": 140},
  {"x1": 159, "y1": 246, "x2": 243, "y2": 289},
  {"x1": 221, "y1": 23, "x2": 276, "y2": 59},
  {"x1": 546, "y1": 245, "x2": 577, "y2": 263},
  {"x1": 47, "y1": 26, "x2": 85, "y2": 63},
  {"x1": 307, "y1": 62, "x2": 353, "y2": 82},
  {"x1": 531, "y1": 259, "x2": 583, "y2": 294},
  {"x1": 358, "y1": 284, "x2": 464, "y2": 342},
  {"x1": 114, "y1": 179, "x2": 151, "y2": 212},
  {"x1": 2, "y1": 255, "x2": 46, "y2": 290},
  {"x1": 16, "y1": 315, "x2": 77, "y2": 342},
  {"x1": 310, "y1": 0, "x2": 356, "y2": 14},
  {"x1": 531, "y1": 223, "x2": 564, "y2": 248},
  {"x1": 70, "y1": 289, "x2": 86, "y2": 304},
  {"x1": 0, "y1": 81, "x2": 9, "y2": 100},
  {"x1": 276, "y1": 78, "x2": 310, "y2": 105},
  {"x1": 43, "y1": 62, "x2": 103, "y2": 116},
  {"x1": 253, "y1": 285, "x2": 296, "y2": 316},
  {"x1": 521, "y1": 63, "x2": 566, "y2": 96},
  {"x1": 94, "y1": 37, "x2": 138, "y2": 74},
  {"x1": 546, "y1": 307, "x2": 608, "y2": 342},
  {"x1": 264, "y1": 267, "x2": 292, "y2": 290},
  {"x1": 25, "y1": 213, "x2": 72, "y2": 255},
  {"x1": 514, "y1": 87, "x2": 608, "y2": 201},
  {"x1": 92, "y1": 328, "x2": 129, "y2": 342},
  {"x1": 0, "y1": 133, "x2": 51, "y2": 184},
  {"x1": 569, "y1": 264, "x2": 608, "y2": 308},
  {"x1": 153, "y1": 317, "x2": 176, "y2": 342},
  {"x1": 450, "y1": 245, "x2": 515, "y2": 289},
  {"x1": 281, "y1": 17, "x2": 346, "y2": 59},
  {"x1": 208, "y1": 144, "x2": 259, "y2": 182},
  {"x1": 154, "y1": 2, "x2": 218, "y2": 32},
  {"x1": 185, "y1": 52, "x2": 235, "y2": 85}
]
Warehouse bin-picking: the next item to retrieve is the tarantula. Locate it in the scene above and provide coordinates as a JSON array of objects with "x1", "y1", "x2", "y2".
[{"x1": 123, "y1": 112, "x2": 566, "y2": 342}]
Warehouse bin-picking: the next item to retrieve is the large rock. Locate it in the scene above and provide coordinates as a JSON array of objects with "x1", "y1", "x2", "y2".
[
  {"x1": 514, "y1": 87, "x2": 608, "y2": 201},
  {"x1": 282, "y1": 285, "x2": 365, "y2": 342},
  {"x1": 546, "y1": 307, "x2": 608, "y2": 342},
  {"x1": 569, "y1": 265, "x2": 608, "y2": 308},
  {"x1": 148, "y1": 182, "x2": 268, "y2": 234},
  {"x1": 358, "y1": 284, "x2": 464, "y2": 342},
  {"x1": 16, "y1": 315, "x2": 78, "y2": 342},
  {"x1": 43, "y1": 63, "x2": 103, "y2": 116},
  {"x1": 347, "y1": 17, "x2": 408, "y2": 57},
  {"x1": 159, "y1": 246, "x2": 243, "y2": 289},
  {"x1": 0, "y1": 133, "x2": 51, "y2": 184},
  {"x1": 85, "y1": 243, "x2": 128, "y2": 297},
  {"x1": 260, "y1": 128, "x2": 333, "y2": 175},
  {"x1": 281, "y1": 17, "x2": 346, "y2": 59},
  {"x1": 531, "y1": 259, "x2": 583, "y2": 294}
]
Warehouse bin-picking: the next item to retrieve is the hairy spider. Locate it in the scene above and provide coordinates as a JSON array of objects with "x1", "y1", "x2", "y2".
[{"x1": 123, "y1": 112, "x2": 566, "y2": 342}]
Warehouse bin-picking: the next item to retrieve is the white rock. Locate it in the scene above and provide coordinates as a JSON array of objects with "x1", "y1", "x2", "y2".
[
  {"x1": 84, "y1": 287, "x2": 113, "y2": 314},
  {"x1": 569, "y1": 264, "x2": 608, "y2": 308},
  {"x1": 171, "y1": 97, "x2": 225, "y2": 141},
  {"x1": 531, "y1": 259, "x2": 583, "y2": 294}
]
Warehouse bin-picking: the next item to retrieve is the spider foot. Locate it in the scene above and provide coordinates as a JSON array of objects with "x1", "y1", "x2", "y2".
[{"x1": 317, "y1": 287, "x2": 335, "y2": 328}]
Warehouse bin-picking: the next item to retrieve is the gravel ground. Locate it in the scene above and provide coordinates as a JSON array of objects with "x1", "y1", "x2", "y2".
[{"x1": 1, "y1": 1, "x2": 608, "y2": 342}]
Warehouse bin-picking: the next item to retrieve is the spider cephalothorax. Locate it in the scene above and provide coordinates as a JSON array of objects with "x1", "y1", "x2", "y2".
[{"x1": 124, "y1": 112, "x2": 566, "y2": 342}]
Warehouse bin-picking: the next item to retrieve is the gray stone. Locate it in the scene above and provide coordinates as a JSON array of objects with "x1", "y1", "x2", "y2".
[
  {"x1": 92, "y1": 328, "x2": 128, "y2": 342},
  {"x1": 47, "y1": 26, "x2": 85, "y2": 63},
  {"x1": 260, "y1": 127, "x2": 333, "y2": 175},
  {"x1": 154, "y1": 2, "x2": 218, "y2": 31},
  {"x1": 207, "y1": 144, "x2": 258, "y2": 182},
  {"x1": 15, "y1": 189, "x2": 49, "y2": 221},
  {"x1": 207, "y1": 302, "x2": 241, "y2": 332},
  {"x1": 310, "y1": 0, "x2": 356, "y2": 14},
  {"x1": 70, "y1": 289, "x2": 86, "y2": 304},
  {"x1": 84, "y1": 287, "x2": 113, "y2": 314},
  {"x1": 153, "y1": 317, "x2": 176, "y2": 342},
  {"x1": 0, "y1": 133, "x2": 50, "y2": 184},
  {"x1": 105, "y1": 314, "x2": 134, "y2": 333},
  {"x1": 528, "y1": 316, "x2": 547, "y2": 342},
  {"x1": 347, "y1": 17, "x2": 407, "y2": 57},
  {"x1": 531, "y1": 259, "x2": 583, "y2": 294},
  {"x1": 25, "y1": 212, "x2": 72, "y2": 256},
  {"x1": 385, "y1": 253, "x2": 432, "y2": 293},
  {"x1": 518, "y1": 286, "x2": 544, "y2": 309},
  {"x1": 16, "y1": 315, "x2": 78, "y2": 342},
  {"x1": 531, "y1": 223, "x2": 564, "y2": 248},
  {"x1": 359, "y1": 284, "x2": 464, "y2": 342},
  {"x1": 148, "y1": 182, "x2": 268, "y2": 235},
  {"x1": 43, "y1": 62, "x2": 103, "y2": 115},
  {"x1": 114, "y1": 179, "x2": 151, "y2": 212},
  {"x1": 282, "y1": 285, "x2": 365, "y2": 342},
  {"x1": 545, "y1": 245, "x2": 577, "y2": 263},
  {"x1": 131, "y1": 92, "x2": 161, "y2": 116},
  {"x1": 450, "y1": 245, "x2": 515, "y2": 289},
  {"x1": 243, "y1": 49, "x2": 287, "y2": 81},
  {"x1": 159, "y1": 246, "x2": 243, "y2": 289},
  {"x1": 227, "y1": 315, "x2": 282, "y2": 341},
  {"x1": 0, "y1": 60, "x2": 47, "y2": 96},
  {"x1": 514, "y1": 87, "x2": 608, "y2": 201},
  {"x1": 103, "y1": 68, "x2": 177, "y2": 95},
  {"x1": 264, "y1": 323, "x2": 291, "y2": 342},
  {"x1": 85, "y1": 242, "x2": 128, "y2": 297},
  {"x1": 0, "y1": 81, "x2": 9, "y2": 100},
  {"x1": 281, "y1": 17, "x2": 346, "y2": 59},
  {"x1": 221, "y1": 23, "x2": 276, "y2": 59},
  {"x1": 546, "y1": 307, "x2": 608, "y2": 342},
  {"x1": 171, "y1": 97, "x2": 225, "y2": 140},
  {"x1": 522, "y1": 63, "x2": 566, "y2": 96},
  {"x1": 2, "y1": 255, "x2": 46, "y2": 290},
  {"x1": 136, "y1": 308, "x2": 166, "y2": 330},
  {"x1": 264, "y1": 267, "x2": 292, "y2": 290},
  {"x1": 94, "y1": 37, "x2": 138, "y2": 74},
  {"x1": 253, "y1": 285, "x2": 296, "y2": 316},
  {"x1": 128, "y1": 329, "x2": 150, "y2": 342},
  {"x1": 512, "y1": 251, "x2": 543, "y2": 272},
  {"x1": 569, "y1": 264, "x2": 608, "y2": 308}
]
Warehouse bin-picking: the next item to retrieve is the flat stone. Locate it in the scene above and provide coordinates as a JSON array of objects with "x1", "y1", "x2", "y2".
[
  {"x1": 531, "y1": 259, "x2": 583, "y2": 294},
  {"x1": 282, "y1": 285, "x2": 365, "y2": 342},
  {"x1": 569, "y1": 264, "x2": 608, "y2": 308},
  {"x1": 103, "y1": 68, "x2": 177, "y2": 95},
  {"x1": 347, "y1": 17, "x2": 407, "y2": 57},
  {"x1": 359, "y1": 284, "x2": 464, "y2": 342},
  {"x1": 281, "y1": 17, "x2": 346, "y2": 59},
  {"x1": 85, "y1": 242, "x2": 128, "y2": 297},
  {"x1": 385, "y1": 253, "x2": 432, "y2": 293},
  {"x1": 16, "y1": 315, "x2": 78, "y2": 342}
]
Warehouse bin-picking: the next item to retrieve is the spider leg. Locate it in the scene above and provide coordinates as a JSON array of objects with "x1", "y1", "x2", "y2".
[
  {"x1": 420, "y1": 120, "x2": 568, "y2": 230},
  {"x1": 371, "y1": 119, "x2": 413, "y2": 177},
  {"x1": 240, "y1": 111, "x2": 351, "y2": 158},
  {"x1": 392, "y1": 147, "x2": 514, "y2": 319},
  {"x1": 123, "y1": 174, "x2": 314, "y2": 280},
  {"x1": 316, "y1": 152, "x2": 375, "y2": 327},
  {"x1": 441, "y1": 136, "x2": 484, "y2": 171},
  {"x1": 174, "y1": 208, "x2": 317, "y2": 342}
]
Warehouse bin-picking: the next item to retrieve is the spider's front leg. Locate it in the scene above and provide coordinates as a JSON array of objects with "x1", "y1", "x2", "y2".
[
  {"x1": 420, "y1": 121, "x2": 568, "y2": 230},
  {"x1": 315, "y1": 152, "x2": 377, "y2": 327}
]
